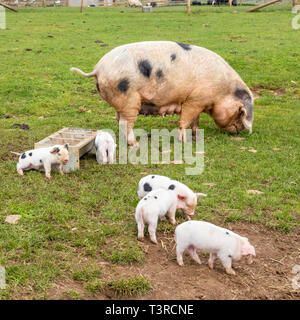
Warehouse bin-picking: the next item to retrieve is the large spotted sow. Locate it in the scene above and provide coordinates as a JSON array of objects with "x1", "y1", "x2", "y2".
[{"x1": 71, "y1": 41, "x2": 254, "y2": 147}]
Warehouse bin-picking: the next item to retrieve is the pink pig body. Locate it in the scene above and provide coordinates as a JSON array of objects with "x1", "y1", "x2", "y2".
[{"x1": 175, "y1": 220, "x2": 256, "y2": 275}]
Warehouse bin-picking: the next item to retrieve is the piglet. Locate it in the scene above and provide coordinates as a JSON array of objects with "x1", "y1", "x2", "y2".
[
  {"x1": 95, "y1": 131, "x2": 116, "y2": 164},
  {"x1": 137, "y1": 174, "x2": 207, "y2": 220},
  {"x1": 175, "y1": 220, "x2": 256, "y2": 275},
  {"x1": 135, "y1": 188, "x2": 177, "y2": 244},
  {"x1": 16, "y1": 144, "x2": 69, "y2": 180}
]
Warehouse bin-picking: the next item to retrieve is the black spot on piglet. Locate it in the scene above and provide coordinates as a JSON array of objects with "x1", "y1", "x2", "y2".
[
  {"x1": 154, "y1": 196, "x2": 157, "y2": 199},
  {"x1": 170, "y1": 53, "x2": 176, "y2": 61},
  {"x1": 21, "y1": 153, "x2": 26, "y2": 159},
  {"x1": 138, "y1": 59, "x2": 152, "y2": 78},
  {"x1": 152, "y1": 176, "x2": 155, "y2": 179},
  {"x1": 168, "y1": 184, "x2": 176, "y2": 190},
  {"x1": 29, "y1": 152, "x2": 32, "y2": 156},
  {"x1": 143, "y1": 183, "x2": 152, "y2": 192}
]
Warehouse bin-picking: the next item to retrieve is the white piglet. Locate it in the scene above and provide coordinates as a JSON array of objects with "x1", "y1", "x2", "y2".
[
  {"x1": 94, "y1": 131, "x2": 116, "y2": 164},
  {"x1": 16, "y1": 144, "x2": 69, "y2": 180},
  {"x1": 135, "y1": 188, "x2": 178, "y2": 244},
  {"x1": 137, "y1": 175, "x2": 207, "y2": 220},
  {"x1": 175, "y1": 221, "x2": 256, "y2": 275}
]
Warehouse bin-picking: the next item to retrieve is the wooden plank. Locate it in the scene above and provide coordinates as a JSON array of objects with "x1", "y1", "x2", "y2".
[
  {"x1": 246, "y1": 0, "x2": 280, "y2": 12},
  {"x1": 0, "y1": 2, "x2": 18, "y2": 12}
]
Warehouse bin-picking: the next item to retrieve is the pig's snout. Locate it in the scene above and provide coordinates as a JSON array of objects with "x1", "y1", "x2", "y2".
[{"x1": 63, "y1": 158, "x2": 69, "y2": 164}]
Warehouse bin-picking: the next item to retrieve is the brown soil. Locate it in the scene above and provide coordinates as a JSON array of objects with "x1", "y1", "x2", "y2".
[
  {"x1": 251, "y1": 86, "x2": 286, "y2": 99},
  {"x1": 47, "y1": 222, "x2": 300, "y2": 300}
]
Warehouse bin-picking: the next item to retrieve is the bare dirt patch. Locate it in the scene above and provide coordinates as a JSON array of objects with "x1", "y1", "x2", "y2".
[
  {"x1": 47, "y1": 222, "x2": 300, "y2": 300},
  {"x1": 252, "y1": 86, "x2": 286, "y2": 99}
]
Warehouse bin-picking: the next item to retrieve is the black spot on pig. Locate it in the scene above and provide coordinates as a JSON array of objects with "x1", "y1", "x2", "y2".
[
  {"x1": 152, "y1": 176, "x2": 155, "y2": 179},
  {"x1": 170, "y1": 53, "x2": 176, "y2": 61},
  {"x1": 138, "y1": 60, "x2": 152, "y2": 78},
  {"x1": 40, "y1": 159, "x2": 43, "y2": 163},
  {"x1": 117, "y1": 78, "x2": 130, "y2": 93},
  {"x1": 144, "y1": 197, "x2": 147, "y2": 201},
  {"x1": 156, "y1": 69, "x2": 164, "y2": 79},
  {"x1": 21, "y1": 153, "x2": 26, "y2": 159},
  {"x1": 176, "y1": 42, "x2": 192, "y2": 51},
  {"x1": 29, "y1": 152, "x2": 32, "y2": 156},
  {"x1": 168, "y1": 184, "x2": 176, "y2": 190},
  {"x1": 234, "y1": 88, "x2": 251, "y2": 101},
  {"x1": 226, "y1": 231, "x2": 229, "y2": 235},
  {"x1": 143, "y1": 183, "x2": 152, "y2": 192},
  {"x1": 154, "y1": 196, "x2": 157, "y2": 199},
  {"x1": 228, "y1": 254, "x2": 232, "y2": 258}
]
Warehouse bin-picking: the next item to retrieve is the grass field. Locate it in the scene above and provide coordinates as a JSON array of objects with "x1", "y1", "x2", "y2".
[{"x1": 0, "y1": 5, "x2": 299, "y2": 300}]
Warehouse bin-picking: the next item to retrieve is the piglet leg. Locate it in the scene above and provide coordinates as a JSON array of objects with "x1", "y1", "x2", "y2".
[
  {"x1": 208, "y1": 253, "x2": 217, "y2": 269},
  {"x1": 148, "y1": 221, "x2": 158, "y2": 244},
  {"x1": 43, "y1": 161, "x2": 52, "y2": 180}
]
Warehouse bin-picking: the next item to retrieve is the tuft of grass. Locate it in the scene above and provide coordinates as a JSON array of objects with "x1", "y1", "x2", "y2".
[
  {"x1": 72, "y1": 267, "x2": 102, "y2": 282},
  {"x1": 84, "y1": 279, "x2": 105, "y2": 295},
  {"x1": 101, "y1": 241, "x2": 145, "y2": 265},
  {"x1": 107, "y1": 276, "x2": 152, "y2": 297}
]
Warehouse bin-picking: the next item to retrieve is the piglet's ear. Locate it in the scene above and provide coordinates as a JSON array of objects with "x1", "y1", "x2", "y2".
[
  {"x1": 196, "y1": 192, "x2": 207, "y2": 198},
  {"x1": 64, "y1": 143, "x2": 69, "y2": 150},
  {"x1": 50, "y1": 147, "x2": 60, "y2": 154}
]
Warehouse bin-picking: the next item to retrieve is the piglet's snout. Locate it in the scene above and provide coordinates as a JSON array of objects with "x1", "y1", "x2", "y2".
[{"x1": 63, "y1": 158, "x2": 69, "y2": 164}]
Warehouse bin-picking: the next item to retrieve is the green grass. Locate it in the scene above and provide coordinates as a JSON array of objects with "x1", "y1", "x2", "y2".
[
  {"x1": 107, "y1": 276, "x2": 152, "y2": 297},
  {"x1": 0, "y1": 5, "x2": 299, "y2": 299}
]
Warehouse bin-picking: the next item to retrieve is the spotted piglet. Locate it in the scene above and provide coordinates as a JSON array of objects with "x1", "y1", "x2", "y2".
[
  {"x1": 94, "y1": 131, "x2": 116, "y2": 164},
  {"x1": 137, "y1": 175, "x2": 207, "y2": 220},
  {"x1": 135, "y1": 188, "x2": 178, "y2": 244},
  {"x1": 16, "y1": 144, "x2": 69, "y2": 180},
  {"x1": 175, "y1": 220, "x2": 256, "y2": 275}
]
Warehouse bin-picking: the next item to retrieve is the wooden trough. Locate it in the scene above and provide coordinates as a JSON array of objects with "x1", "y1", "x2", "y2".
[{"x1": 34, "y1": 127, "x2": 98, "y2": 172}]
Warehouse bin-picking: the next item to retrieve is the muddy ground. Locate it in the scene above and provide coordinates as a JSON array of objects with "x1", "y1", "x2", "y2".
[{"x1": 48, "y1": 223, "x2": 300, "y2": 300}]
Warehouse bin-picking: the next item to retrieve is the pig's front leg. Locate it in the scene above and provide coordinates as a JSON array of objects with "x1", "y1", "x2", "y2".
[
  {"x1": 219, "y1": 253, "x2": 236, "y2": 275},
  {"x1": 43, "y1": 160, "x2": 52, "y2": 180},
  {"x1": 208, "y1": 253, "x2": 217, "y2": 269},
  {"x1": 56, "y1": 163, "x2": 64, "y2": 175},
  {"x1": 167, "y1": 203, "x2": 177, "y2": 225}
]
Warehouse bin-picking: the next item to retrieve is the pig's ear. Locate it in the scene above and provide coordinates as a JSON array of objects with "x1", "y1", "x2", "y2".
[
  {"x1": 196, "y1": 192, "x2": 207, "y2": 199},
  {"x1": 177, "y1": 195, "x2": 185, "y2": 209},
  {"x1": 242, "y1": 244, "x2": 256, "y2": 257},
  {"x1": 50, "y1": 147, "x2": 60, "y2": 154},
  {"x1": 64, "y1": 143, "x2": 69, "y2": 150}
]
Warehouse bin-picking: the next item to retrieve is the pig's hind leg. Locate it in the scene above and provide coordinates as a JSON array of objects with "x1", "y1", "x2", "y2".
[
  {"x1": 148, "y1": 219, "x2": 158, "y2": 244},
  {"x1": 187, "y1": 245, "x2": 202, "y2": 265},
  {"x1": 176, "y1": 245, "x2": 185, "y2": 266}
]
